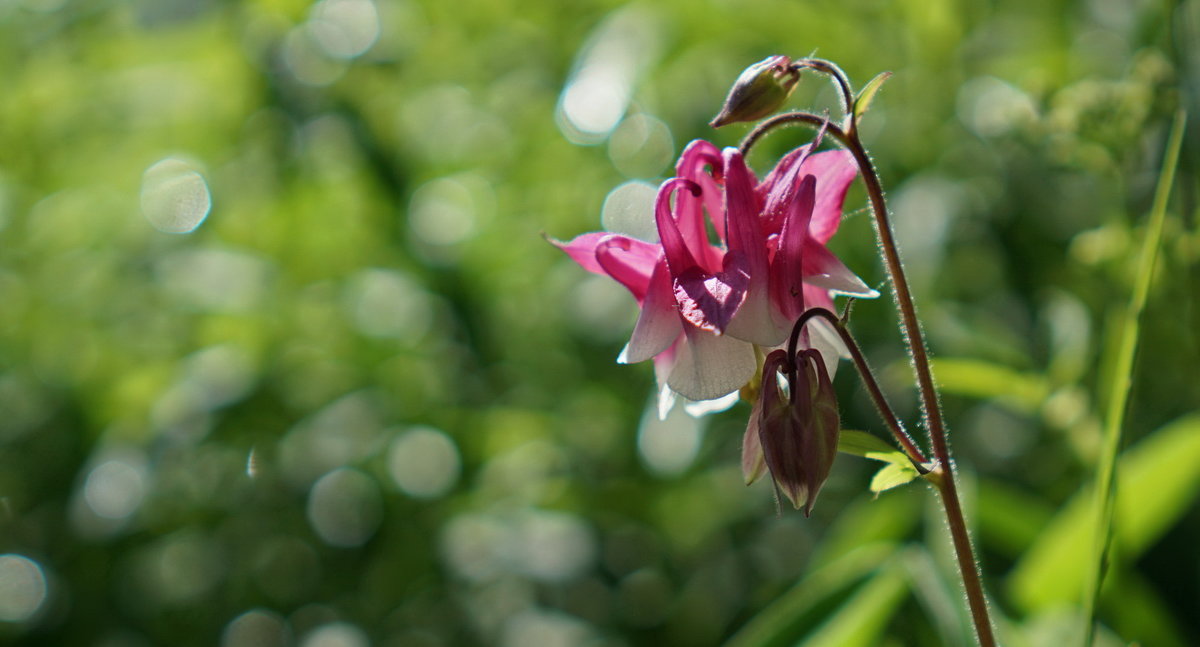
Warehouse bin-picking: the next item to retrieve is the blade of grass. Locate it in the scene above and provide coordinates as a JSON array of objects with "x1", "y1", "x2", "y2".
[
  {"x1": 723, "y1": 543, "x2": 894, "y2": 647},
  {"x1": 1081, "y1": 109, "x2": 1186, "y2": 646},
  {"x1": 799, "y1": 557, "x2": 909, "y2": 647},
  {"x1": 1007, "y1": 413, "x2": 1200, "y2": 612}
]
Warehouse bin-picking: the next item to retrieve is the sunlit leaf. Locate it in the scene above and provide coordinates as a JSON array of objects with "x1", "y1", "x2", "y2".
[
  {"x1": 838, "y1": 429, "x2": 906, "y2": 462},
  {"x1": 852, "y1": 71, "x2": 892, "y2": 124},
  {"x1": 869, "y1": 462, "x2": 918, "y2": 495}
]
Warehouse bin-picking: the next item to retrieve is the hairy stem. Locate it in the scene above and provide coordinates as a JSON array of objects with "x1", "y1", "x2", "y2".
[
  {"x1": 742, "y1": 111, "x2": 997, "y2": 647},
  {"x1": 789, "y1": 307, "x2": 928, "y2": 468}
]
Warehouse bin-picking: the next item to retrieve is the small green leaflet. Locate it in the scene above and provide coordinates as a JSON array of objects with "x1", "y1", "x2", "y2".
[
  {"x1": 838, "y1": 430, "x2": 920, "y2": 496},
  {"x1": 852, "y1": 72, "x2": 892, "y2": 125}
]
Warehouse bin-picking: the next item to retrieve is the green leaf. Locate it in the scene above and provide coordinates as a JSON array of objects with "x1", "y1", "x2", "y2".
[
  {"x1": 852, "y1": 71, "x2": 892, "y2": 124},
  {"x1": 929, "y1": 358, "x2": 1049, "y2": 413},
  {"x1": 838, "y1": 429, "x2": 902, "y2": 459},
  {"x1": 1007, "y1": 413, "x2": 1200, "y2": 614},
  {"x1": 811, "y1": 488, "x2": 921, "y2": 567},
  {"x1": 724, "y1": 543, "x2": 895, "y2": 647},
  {"x1": 869, "y1": 462, "x2": 918, "y2": 495},
  {"x1": 800, "y1": 557, "x2": 909, "y2": 647}
]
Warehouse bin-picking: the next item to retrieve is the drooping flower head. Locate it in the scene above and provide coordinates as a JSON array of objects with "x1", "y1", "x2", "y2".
[
  {"x1": 742, "y1": 347, "x2": 840, "y2": 515},
  {"x1": 554, "y1": 136, "x2": 875, "y2": 414}
]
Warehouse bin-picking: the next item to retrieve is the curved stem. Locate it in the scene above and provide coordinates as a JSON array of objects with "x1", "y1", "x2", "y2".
[
  {"x1": 791, "y1": 58, "x2": 855, "y2": 117},
  {"x1": 789, "y1": 308, "x2": 927, "y2": 468},
  {"x1": 743, "y1": 110, "x2": 997, "y2": 647}
]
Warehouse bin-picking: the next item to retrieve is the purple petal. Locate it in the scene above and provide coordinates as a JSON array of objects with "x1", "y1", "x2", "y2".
[
  {"x1": 796, "y1": 349, "x2": 840, "y2": 516},
  {"x1": 757, "y1": 349, "x2": 808, "y2": 509},
  {"x1": 673, "y1": 262, "x2": 750, "y2": 333}
]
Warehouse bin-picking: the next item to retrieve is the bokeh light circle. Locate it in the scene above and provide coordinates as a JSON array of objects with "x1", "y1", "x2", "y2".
[
  {"x1": 140, "y1": 157, "x2": 211, "y2": 234},
  {"x1": 306, "y1": 468, "x2": 382, "y2": 547},
  {"x1": 0, "y1": 554, "x2": 48, "y2": 623},
  {"x1": 388, "y1": 426, "x2": 460, "y2": 499}
]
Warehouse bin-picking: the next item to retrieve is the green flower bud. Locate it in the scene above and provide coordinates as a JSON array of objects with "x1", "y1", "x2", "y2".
[{"x1": 710, "y1": 55, "x2": 801, "y2": 128}]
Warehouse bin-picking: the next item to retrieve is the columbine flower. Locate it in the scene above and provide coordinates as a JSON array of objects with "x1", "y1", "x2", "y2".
[
  {"x1": 554, "y1": 137, "x2": 876, "y2": 412},
  {"x1": 742, "y1": 347, "x2": 840, "y2": 515}
]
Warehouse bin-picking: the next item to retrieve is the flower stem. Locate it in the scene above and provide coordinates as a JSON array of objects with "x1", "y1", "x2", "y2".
[
  {"x1": 845, "y1": 132, "x2": 996, "y2": 647},
  {"x1": 790, "y1": 307, "x2": 928, "y2": 469},
  {"x1": 742, "y1": 112, "x2": 997, "y2": 647},
  {"x1": 791, "y1": 58, "x2": 855, "y2": 115}
]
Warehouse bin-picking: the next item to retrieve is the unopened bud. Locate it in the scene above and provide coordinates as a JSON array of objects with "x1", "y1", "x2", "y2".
[
  {"x1": 743, "y1": 347, "x2": 840, "y2": 515},
  {"x1": 710, "y1": 55, "x2": 801, "y2": 128}
]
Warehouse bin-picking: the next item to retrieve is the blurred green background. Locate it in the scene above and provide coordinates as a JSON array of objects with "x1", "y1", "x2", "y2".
[{"x1": 0, "y1": 0, "x2": 1196, "y2": 645}]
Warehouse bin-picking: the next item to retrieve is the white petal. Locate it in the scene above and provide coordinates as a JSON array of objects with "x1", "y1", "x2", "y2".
[
  {"x1": 657, "y1": 383, "x2": 677, "y2": 421},
  {"x1": 724, "y1": 282, "x2": 788, "y2": 346},
  {"x1": 807, "y1": 317, "x2": 848, "y2": 378},
  {"x1": 667, "y1": 329, "x2": 756, "y2": 401},
  {"x1": 683, "y1": 391, "x2": 740, "y2": 417}
]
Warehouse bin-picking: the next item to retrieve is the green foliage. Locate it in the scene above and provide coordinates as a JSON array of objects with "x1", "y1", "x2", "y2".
[
  {"x1": 837, "y1": 430, "x2": 920, "y2": 495},
  {"x1": 851, "y1": 71, "x2": 891, "y2": 127},
  {"x1": 0, "y1": 0, "x2": 1193, "y2": 646}
]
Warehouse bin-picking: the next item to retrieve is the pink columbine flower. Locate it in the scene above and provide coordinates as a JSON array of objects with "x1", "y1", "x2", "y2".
[{"x1": 555, "y1": 138, "x2": 875, "y2": 411}]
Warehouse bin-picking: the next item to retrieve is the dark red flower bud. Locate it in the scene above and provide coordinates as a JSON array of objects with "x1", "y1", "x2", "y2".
[{"x1": 742, "y1": 347, "x2": 840, "y2": 515}]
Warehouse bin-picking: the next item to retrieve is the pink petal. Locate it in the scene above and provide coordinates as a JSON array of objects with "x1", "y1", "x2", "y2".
[
  {"x1": 799, "y1": 150, "x2": 857, "y2": 244},
  {"x1": 594, "y1": 235, "x2": 664, "y2": 301},
  {"x1": 757, "y1": 144, "x2": 813, "y2": 210},
  {"x1": 666, "y1": 327, "x2": 756, "y2": 401},
  {"x1": 771, "y1": 174, "x2": 817, "y2": 322},
  {"x1": 759, "y1": 144, "x2": 815, "y2": 233},
  {"x1": 550, "y1": 232, "x2": 612, "y2": 275},
  {"x1": 722, "y1": 148, "x2": 785, "y2": 345},
  {"x1": 802, "y1": 243, "x2": 879, "y2": 298},
  {"x1": 673, "y1": 140, "x2": 725, "y2": 267},
  {"x1": 654, "y1": 178, "x2": 701, "y2": 277},
  {"x1": 621, "y1": 258, "x2": 684, "y2": 364}
]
